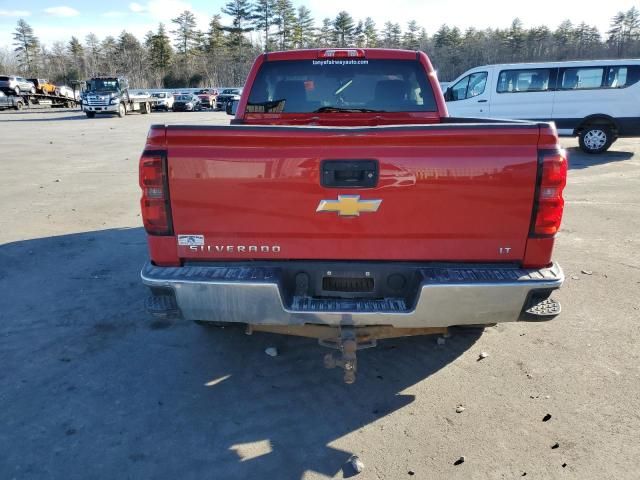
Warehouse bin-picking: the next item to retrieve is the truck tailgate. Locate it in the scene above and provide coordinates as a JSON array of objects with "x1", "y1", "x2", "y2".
[{"x1": 165, "y1": 124, "x2": 540, "y2": 262}]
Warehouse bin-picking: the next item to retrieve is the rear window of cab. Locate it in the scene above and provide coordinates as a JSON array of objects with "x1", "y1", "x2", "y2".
[{"x1": 246, "y1": 59, "x2": 437, "y2": 113}]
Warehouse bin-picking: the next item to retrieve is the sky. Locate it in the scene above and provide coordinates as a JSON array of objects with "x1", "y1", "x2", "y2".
[{"x1": 1, "y1": 0, "x2": 638, "y2": 48}]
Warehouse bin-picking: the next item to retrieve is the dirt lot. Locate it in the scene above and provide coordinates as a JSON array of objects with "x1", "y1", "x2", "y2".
[{"x1": 0, "y1": 108, "x2": 638, "y2": 480}]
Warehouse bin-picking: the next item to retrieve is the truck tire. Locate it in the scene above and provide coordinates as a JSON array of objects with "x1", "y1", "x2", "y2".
[
  {"x1": 579, "y1": 125, "x2": 614, "y2": 154},
  {"x1": 117, "y1": 103, "x2": 126, "y2": 118},
  {"x1": 85, "y1": 111, "x2": 96, "y2": 118},
  {"x1": 14, "y1": 101, "x2": 24, "y2": 111},
  {"x1": 141, "y1": 102, "x2": 149, "y2": 114}
]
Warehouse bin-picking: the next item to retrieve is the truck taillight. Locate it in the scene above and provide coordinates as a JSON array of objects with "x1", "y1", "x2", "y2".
[
  {"x1": 532, "y1": 151, "x2": 567, "y2": 236},
  {"x1": 318, "y1": 49, "x2": 365, "y2": 59},
  {"x1": 140, "y1": 151, "x2": 172, "y2": 235}
]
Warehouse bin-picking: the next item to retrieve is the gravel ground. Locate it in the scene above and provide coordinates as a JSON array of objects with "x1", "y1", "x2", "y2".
[{"x1": 0, "y1": 108, "x2": 638, "y2": 479}]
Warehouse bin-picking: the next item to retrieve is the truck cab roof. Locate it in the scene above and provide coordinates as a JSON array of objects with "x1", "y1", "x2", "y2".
[{"x1": 261, "y1": 48, "x2": 422, "y2": 61}]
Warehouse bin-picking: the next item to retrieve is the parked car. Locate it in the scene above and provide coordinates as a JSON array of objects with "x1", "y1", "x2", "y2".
[
  {"x1": 140, "y1": 48, "x2": 566, "y2": 384},
  {"x1": 172, "y1": 94, "x2": 202, "y2": 111},
  {"x1": 56, "y1": 85, "x2": 78, "y2": 100},
  {"x1": 195, "y1": 88, "x2": 217, "y2": 108},
  {"x1": 27, "y1": 78, "x2": 57, "y2": 95},
  {"x1": 215, "y1": 87, "x2": 242, "y2": 110},
  {"x1": 0, "y1": 75, "x2": 35, "y2": 95},
  {"x1": 151, "y1": 91, "x2": 174, "y2": 111},
  {"x1": 0, "y1": 90, "x2": 25, "y2": 110},
  {"x1": 444, "y1": 59, "x2": 640, "y2": 153}
]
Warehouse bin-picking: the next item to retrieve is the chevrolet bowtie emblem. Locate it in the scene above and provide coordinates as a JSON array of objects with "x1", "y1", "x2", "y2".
[{"x1": 316, "y1": 195, "x2": 382, "y2": 216}]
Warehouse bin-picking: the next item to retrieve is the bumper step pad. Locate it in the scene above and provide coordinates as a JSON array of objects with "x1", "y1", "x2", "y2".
[
  {"x1": 145, "y1": 295, "x2": 180, "y2": 319},
  {"x1": 523, "y1": 296, "x2": 561, "y2": 320}
]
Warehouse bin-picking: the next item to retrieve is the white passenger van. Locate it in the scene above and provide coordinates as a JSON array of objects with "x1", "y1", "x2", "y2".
[{"x1": 444, "y1": 59, "x2": 640, "y2": 153}]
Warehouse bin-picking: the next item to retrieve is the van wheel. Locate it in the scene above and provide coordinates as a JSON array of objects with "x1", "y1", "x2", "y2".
[
  {"x1": 117, "y1": 103, "x2": 126, "y2": 118},
  {"x1": 579, "y1": 126, "x2": 613, "y2": 154}
]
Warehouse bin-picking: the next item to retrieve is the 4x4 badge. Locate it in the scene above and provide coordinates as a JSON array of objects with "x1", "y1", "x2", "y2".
[{"x1": 316, "y1": 195, "x2": 382, "y2": 217}]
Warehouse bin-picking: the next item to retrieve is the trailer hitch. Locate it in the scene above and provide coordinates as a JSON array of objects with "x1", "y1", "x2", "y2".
[
  {"x1": 321, "y1": 327, "x2": 376, "y2": 384},
  {"x1": 248, "y1": 324, "x2": 448, "y2": 384}
]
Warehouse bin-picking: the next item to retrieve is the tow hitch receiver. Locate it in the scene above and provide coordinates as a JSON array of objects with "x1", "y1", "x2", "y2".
[
  {"x1": 248, "y1": 324, "x2": 448, "y2": 384},
  {"x1": 322, "y1": 327, "x2": 370, "y2": 384}
]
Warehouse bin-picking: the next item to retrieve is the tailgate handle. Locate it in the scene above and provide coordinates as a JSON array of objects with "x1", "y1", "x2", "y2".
[{"x1": 321, "y1": 160, "x2": 379, "y2": 188}]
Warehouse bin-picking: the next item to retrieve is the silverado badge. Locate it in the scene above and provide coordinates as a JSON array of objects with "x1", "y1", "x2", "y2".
[{"x1": 316, "y1": 195, "x2": 382, "y2": 217}]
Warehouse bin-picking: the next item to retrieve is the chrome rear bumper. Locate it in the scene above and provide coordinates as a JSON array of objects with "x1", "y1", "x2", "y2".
[{"x1": 141, "y1": 262, "x2": 563, "y2": 327}]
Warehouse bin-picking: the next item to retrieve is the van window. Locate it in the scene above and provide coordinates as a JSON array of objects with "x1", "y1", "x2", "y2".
[
  {"x1": 560, "y1": 67, "x2": 603, "y2": 89},
  {"x1": 605, "y1": 67, "x2": 627, "y2": 87},
  {"x1": 604, "y1": 66, "x2": 640, "y2": 88},
  {"x1": 497, "y1": 69, "x2": 551, "y2": 93},
  {"x1": 467, "y1": 72, "x2": 487, "y2": 98},
  {"x1": 449, "y1": 72, "x2": 487, "y2": 101},
  {"x1": 450, "y1": 76, "x2": 469, "y2": 101}
]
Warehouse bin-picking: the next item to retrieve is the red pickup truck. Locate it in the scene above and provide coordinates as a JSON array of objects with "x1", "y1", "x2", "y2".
[
  {"x1": 140, "y1": 49, "x2": 567, "y2": 382},
  {"x1": 195, "y1": 88, "x2": 217, "y2": 109}
]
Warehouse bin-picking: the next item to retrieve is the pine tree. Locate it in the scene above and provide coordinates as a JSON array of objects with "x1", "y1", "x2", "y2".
[
  {"x1": 363, "y1": 18, "x2": 378, "y2": 47},
  {"x1": 251, "y1": 0, "x2": 276, "y2": 51},
  {"x1": 292, "y1": 6, "x2": 315, "y2": 49},
  {"x1": 417, "y1": 28, "x2": 428, "y2": 51},
  {"x1": 273, "y1": 0, "x2": 296, "y2": 50},
  {"x1": 317, "y1": 18, "x2": 333, "y2": 47},
  {"x1": 624, "y1": 6, "x2": 640, "y2": 53},
  {"x1": 433, "y1": 24, "x2": 451, "y2": 48},
  {"x1": 221, "y1": 0, "x2": 255, "y2": 85},
  {"x1": 333, "y1": 11, "x2": 355, "y2": 47},
  {"x1": 354, "y1": 21, "x2": 365, "y2": 48},
  {"x1": 555, "y1": 20, "x2": 574, "y2": 45},
  {"x1": 201, "y1": 15, "x2": 227, "y2": 86},
  {"x1": 171, "y1": 10, "x2": 199, "y2": 56},
  {"x1": 526, "y1": 26, "x2": 551, "y2": 59},
  {"x1": 148, "y1": 24, "x2": 173, "y2": 75},
  {"x1": 67, "y1": 36, "x2": 85, "y2": 79},
  {"x1": 403, "y1": 20, "x2": 420, "y2": 50},
  {"x1": 222, "y1": 0, "x2": 254, "y2": 49},
  {"x1": 382, "y1": 22, "x2": 402, "y2": 48},
  {"x1": 391, "y1": 23, "x2": 402, "y2": 48},
  {"x1": 506, "y1": 18, "x2": 525, "y2": 55},
  {"x1": 381, "y1": 22, "x2": 394, "y2": 48},
  {"x1": 207, "y1": 14, "x2": 226, "y2": 52},
  {"x1": 13, "y1": 19, "x2": 40, "y2": 74},
  {"x1": 117, "y1": 31, "x2": 145, "y2": 75}
]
